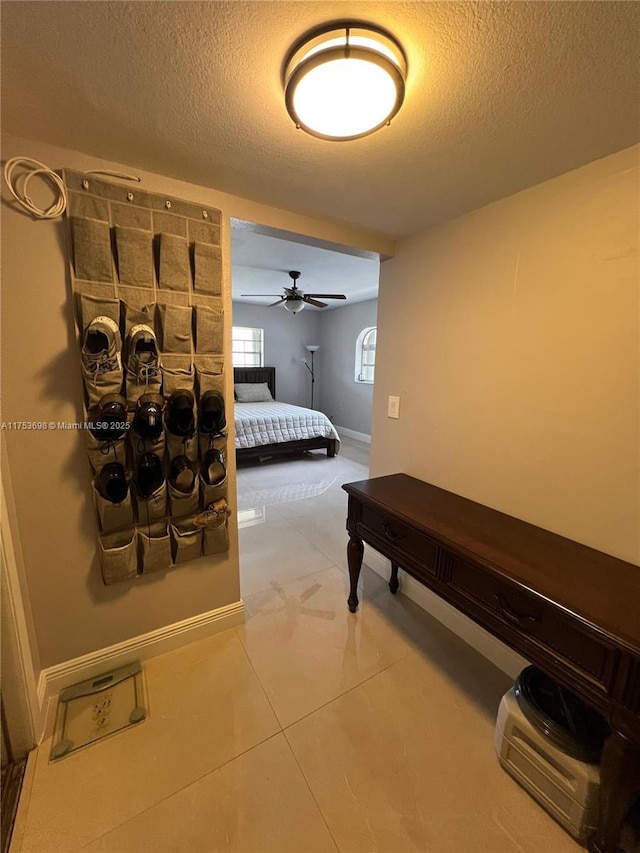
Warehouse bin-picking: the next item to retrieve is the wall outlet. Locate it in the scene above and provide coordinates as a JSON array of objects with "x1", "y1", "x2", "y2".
[{"x1": 388, "y1": 396, "x2": 400, "y2": 419}]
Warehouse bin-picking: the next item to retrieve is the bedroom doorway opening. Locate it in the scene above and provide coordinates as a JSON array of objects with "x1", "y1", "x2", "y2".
[{"x1": 229, "y1": 218, "x2": 379, "y2": 597}]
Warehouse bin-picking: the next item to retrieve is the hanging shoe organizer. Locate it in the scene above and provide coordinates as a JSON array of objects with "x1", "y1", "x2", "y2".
[{"x1": 63, "y1": 170, "x2": 229, "y2": 584}]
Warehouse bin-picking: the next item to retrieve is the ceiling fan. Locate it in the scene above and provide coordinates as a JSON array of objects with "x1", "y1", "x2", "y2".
[{"x1": 242, "y1": 271, "x2": 347, "y2": 314}]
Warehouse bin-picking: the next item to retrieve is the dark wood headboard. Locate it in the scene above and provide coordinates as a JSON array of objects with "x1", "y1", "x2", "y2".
[{"x1": 233, "y1": 367, "x2": 276, "y2": 400}]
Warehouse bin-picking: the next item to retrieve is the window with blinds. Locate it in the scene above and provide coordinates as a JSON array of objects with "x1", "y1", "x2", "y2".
[{"x1": 232, "y1": 326, "x2": 264, "y2": 367}]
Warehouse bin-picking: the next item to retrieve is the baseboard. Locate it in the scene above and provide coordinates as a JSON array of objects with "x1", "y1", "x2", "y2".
[
  {"x1": 36, "y1": 600, "x2": 245, "y2": 729},
  {"x1": 363, "y1": 545, "x2": 528, "y2": 679},
  {"x1": 335, "y1": 426, "x2": 371, "y2": 444}
]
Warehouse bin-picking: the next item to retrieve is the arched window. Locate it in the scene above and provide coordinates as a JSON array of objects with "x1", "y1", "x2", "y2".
[{"x1": 355, "y1": 326, "x2": 376, "y2": 384}]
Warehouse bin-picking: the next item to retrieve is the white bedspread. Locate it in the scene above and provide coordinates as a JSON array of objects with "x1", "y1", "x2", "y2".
[{"x1": 234, "y1": 402, "x2": 340, "y2": 450}]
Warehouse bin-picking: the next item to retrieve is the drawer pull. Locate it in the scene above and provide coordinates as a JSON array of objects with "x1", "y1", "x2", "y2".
[
  {"x1": 383, "y1": 523, "x2": 405, "y2": 542},
  {"x1": 494, "y1": 593, "x2": 540, "y2": 626}
]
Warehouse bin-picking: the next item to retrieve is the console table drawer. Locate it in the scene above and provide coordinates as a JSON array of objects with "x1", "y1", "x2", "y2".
[
  {"x1": 448, "y1": 556, "x2": 614, "y2": 688},
  {"x1": 359, "y1": 506, "x2": 438, "y2": 574}
]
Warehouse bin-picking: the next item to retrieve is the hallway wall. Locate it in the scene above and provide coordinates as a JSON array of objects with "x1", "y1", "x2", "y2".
[
  {"x1": 371, "y1": 145, "x2": 639, "y2": 564},
  {"x1": 0, "y1": 135, "x2": 392, "y2": 669}
]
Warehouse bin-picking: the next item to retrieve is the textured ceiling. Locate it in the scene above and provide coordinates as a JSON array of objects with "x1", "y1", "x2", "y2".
[{"x1": 2, "y1": 1, "x2": 639, "y2": 239}]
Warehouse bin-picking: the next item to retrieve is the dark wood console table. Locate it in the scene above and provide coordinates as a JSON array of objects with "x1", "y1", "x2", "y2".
[{"x1": 343, "y1": 474, "x2": 640, "y2": 853}]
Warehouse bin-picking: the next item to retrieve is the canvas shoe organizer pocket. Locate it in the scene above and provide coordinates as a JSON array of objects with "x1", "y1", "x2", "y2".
[
  {"x1": 158, "y1": 233, "x2": 190, "y2": 292},
  {"x1": 93, "y1": 484, "x2": 134, "y2": 533},
  {"x1": 168, "y1": 480, "x2": 200, "y2": 518},
  {"x1": 199, "y1": 473, "x2": 228, "y2": 507},
  {"x1": 78, "y1": 292, "x2": 120, "y2": 330},
  {"x1": 83, "y1": 369, "x2": 124, "y2": 410},
  {"x1": 125, "y1": 372, "x2": 163, "y2": 411},
  {"x1": 124, "y1": 307, "x2": 162, "y2": 407},
  {"x1": 86, "y1": 432, "x2": 127, "y2": 473},
  {"x1": 129, "y1": 431, "x2": 166, "y2": 468},
  {"x1": 203, "y1": 520, "x2": 229, "y2": 556},
  {"x1": 157, "y1": 304, "x2": 193, "y2": 354},
  {"x1": 166, "y1": 428, "x2": 198, "y2": 463},
  {"x1": 195, "y1": 355, "x2": 224, "y2": 395},
  {"x1": 138, "y1": 522, "x2": 172, "y2": 574},
  {"x1": 99, "y1": 528, "x2": 137, "y2": 585},
  {"x1": 115, "y1": 226, "x2": 154, "y2": 287},
  {"x1": 193, "y1": 242, "x2": 222, "y2": 295},
  {"x1": 198, "y1": 432, "x2": 226, "y2": 463},
  {"x1": 161, "y1": 354, "x2": 195, "y2": 397},
  {"x1": 195, "y1": 304, "x2": 224, "y2": 354},
  {"x1": 170, "y1": 519, "x2": 203, "y2": 565},
  {"x1": 123, "y1": 300, "x2": 154, "y2": 337},
  {"x1": 79, "y1": 295, "x2": 124, "y2": 408},
  {"x1": 72, "y1": 217, "x2": 113, "y2": 282},
  {"x1": 134, "y1": 481, "x2": 167, "y2": 523}
]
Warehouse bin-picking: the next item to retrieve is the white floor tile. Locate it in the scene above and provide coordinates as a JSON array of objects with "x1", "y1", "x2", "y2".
[
  {"x1": 16, "y1": 437, "x2": 601, "y2": 853},
  {"x1": 18, "y1": 631, "x2": 279, "y2": 852},
  {"x1": 82, "y1": 735, "x2": 337, "y2": 853}
]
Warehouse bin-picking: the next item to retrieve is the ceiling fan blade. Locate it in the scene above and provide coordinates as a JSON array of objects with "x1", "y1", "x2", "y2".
[
  {"x1": 305, "y1": 293, "x2": 347, "y2": 300},
  {"x1": 241, "y1": 294, "x2": 285, "y2": 297},
  {"x1": 269, "y1": 298, "x2": 287, "y2": 306},
  {"x1": 303, "y1": 297, "x2": 327, "y2": 308}
]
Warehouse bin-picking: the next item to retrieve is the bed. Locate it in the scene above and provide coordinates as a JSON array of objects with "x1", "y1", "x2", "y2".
[{"x1": 233, "y1": 367, "x2": 339, "y2": 462}]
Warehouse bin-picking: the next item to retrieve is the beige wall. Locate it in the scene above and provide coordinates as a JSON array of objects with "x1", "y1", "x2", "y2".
[
  {"x1": 371, "y1": 145, "x2": 639, "y2": 565},
  {"x1": 0, "y1": 135, "x2": 392, "y2": 669}
]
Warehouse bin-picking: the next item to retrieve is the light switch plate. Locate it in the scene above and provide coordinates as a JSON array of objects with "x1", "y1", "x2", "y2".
[{"x1": 388, "y1": 396, "x2": 400, "y2": 419}]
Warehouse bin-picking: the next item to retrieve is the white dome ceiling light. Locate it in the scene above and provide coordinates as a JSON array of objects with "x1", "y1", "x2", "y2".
[{"x1": 284, "y1": 23, "x2": 407, "y2": 141}]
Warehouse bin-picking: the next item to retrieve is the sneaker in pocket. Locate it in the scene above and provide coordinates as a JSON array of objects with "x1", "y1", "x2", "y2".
[
  {"x1": 202, "y1": 448, "x2": 225, "y2": 486},
  {"x1": 81, "y1": 316, "x2": 124, "y2": 405},
  {"x1": 169, "y1": 455, "x2": 197, "y2": 494},
  {"x1": 125, "y1": 324, "x2": 162, "y2": 401},
  {"x1": 198, "y1": 391, "x2": 225, "y2": 436},
  {"x1": 166, "y1": 390, "x2": 195, "y2": 438},
  {"x1": 132, "y1": 393, "x2": 166, "y2": 443},
  {"x1": 135, "y1": 452, "x2": 164, "y2": 498},
  {"x1": 95, "y1": 462, "x2": 129, "y2": 504},
  {"x1": 89, "y1": 394, "x2": 129, "y2": 443}
]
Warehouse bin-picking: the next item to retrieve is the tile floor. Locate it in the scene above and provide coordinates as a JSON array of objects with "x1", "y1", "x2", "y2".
[{"x1": 12, "y1": 438, "x2": 596, "y2": 852}]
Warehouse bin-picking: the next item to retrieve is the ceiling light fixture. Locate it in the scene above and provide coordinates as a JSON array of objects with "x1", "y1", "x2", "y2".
[
  {"x1": 284, "y1": 22, "x2": 407, "y2": 141},
  {"x1": 284, "y1": 296, "x2": 305, "y2": 314}
]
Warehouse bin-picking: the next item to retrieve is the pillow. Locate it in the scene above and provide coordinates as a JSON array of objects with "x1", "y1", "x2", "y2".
[{"x1": 234, "y1": 382, "x2": 273, "y2": 403}]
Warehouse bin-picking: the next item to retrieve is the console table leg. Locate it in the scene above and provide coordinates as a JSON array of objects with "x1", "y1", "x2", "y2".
[
  {"x1": 347, "y1": 535, "x2": 364, "y2": 612},
  {"x1": 589, "y1": 728, "x2": 640, "y2": 853},
  {"x1": 389, "y1": 562, "x2": 399, "y2": 594}
]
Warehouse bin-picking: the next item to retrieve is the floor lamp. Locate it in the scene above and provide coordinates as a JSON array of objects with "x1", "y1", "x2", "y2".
[{"x1": 303, "y1": 345, "x2": 319, "y2": 409}]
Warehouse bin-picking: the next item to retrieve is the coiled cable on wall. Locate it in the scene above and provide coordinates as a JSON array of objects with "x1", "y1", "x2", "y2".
[
  {"x1": 3, "y1": 157, "x2": 67, "y2": 219},
  {"x1": 3, "y1": 156, "x2": 141, "y2": 220}
]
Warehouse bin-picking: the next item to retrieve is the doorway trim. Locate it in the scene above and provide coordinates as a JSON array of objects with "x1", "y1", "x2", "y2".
[{"x1": 1, "y1": 470, "x2": 42, "y2": 752}]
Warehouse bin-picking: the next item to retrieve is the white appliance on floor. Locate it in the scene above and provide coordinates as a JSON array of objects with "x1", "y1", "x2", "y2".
[{"x1": 495, "y1": 686, "x2": 601, "y2": 843}]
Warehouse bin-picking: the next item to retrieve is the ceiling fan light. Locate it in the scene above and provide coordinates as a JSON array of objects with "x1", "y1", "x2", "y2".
[
  {"x1": 284, "y1": 23, "x2": 406, "y2": 141},
  {"x1": 284, "y1": 297, "x2": 305, "y2": 314}
]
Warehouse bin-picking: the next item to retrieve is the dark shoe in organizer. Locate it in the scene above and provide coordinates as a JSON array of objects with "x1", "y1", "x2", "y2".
[
  {"x1": 198, "y1": 391, "x2": 225, "y2": 436},
  {"x1": 95, "y1": 462, "x2": 129, "y2": 505},
  {"x1": 169, "y1": 455, "x2": 197, "y2": 493},
  {"x1": 202, "y1": 448, "x2": 226, "y2": 486},
  {"x1": 132, "y1": 393, "x2": 165, "y2": 442},
  {"x1": 89, "y1": 394, "x2": 129, "y2": 443},
  {"x1": 166, "y1": 390, "x2": 195, "y2": 438},
  {"x1": 135, "y1": 452, "x2": 164, "y2": 498}
]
